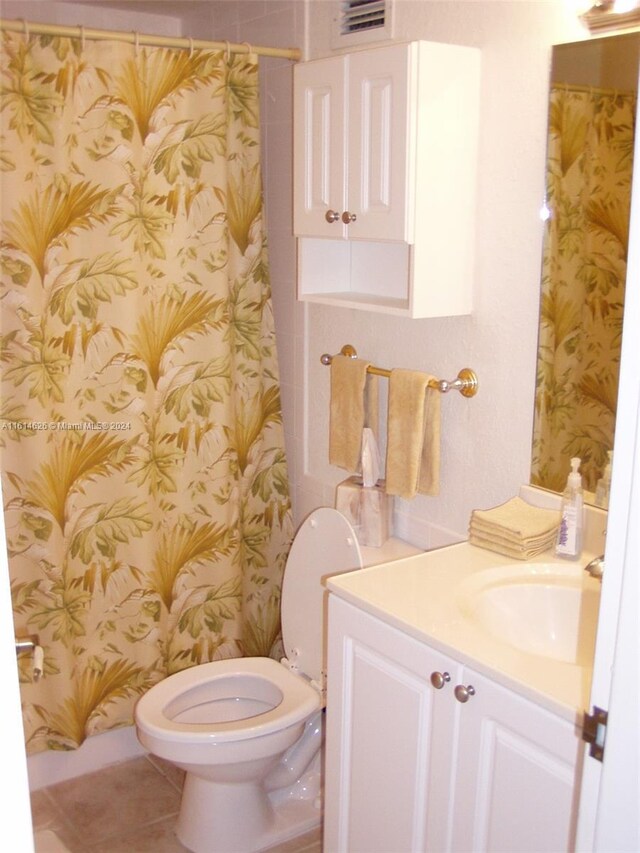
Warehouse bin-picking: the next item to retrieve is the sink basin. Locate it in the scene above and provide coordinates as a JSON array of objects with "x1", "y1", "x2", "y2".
[{"x1": 457, "y1": 563, "x2": 600, "y2": 665}]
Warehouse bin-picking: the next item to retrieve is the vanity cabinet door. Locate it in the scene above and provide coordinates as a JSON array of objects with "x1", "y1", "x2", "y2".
[
  {"x1": 324, "y1": 596, "x2": 463, "y2": 853},
  {"x1": 448, "y1": 666, "x2": 582, "y2": 853}
]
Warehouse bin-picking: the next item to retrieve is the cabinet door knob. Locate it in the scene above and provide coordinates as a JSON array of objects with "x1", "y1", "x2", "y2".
[
  {"x1": 325, "y1": 209, "x2": 340, "y2": 223},
  {"x1": 454, "y1": 684, "x2": 476, "y2": 703},
  {"x1": 341, "y1": 210, "x2": 357, "y2": 224},
  {"x1": 430, "y1": 671, "x2": 451, "y2": 690}
]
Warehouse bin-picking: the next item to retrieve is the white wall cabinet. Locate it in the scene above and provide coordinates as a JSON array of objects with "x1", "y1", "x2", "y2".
[
  {"x1": 293, "y1": 41, "x2": 480, "y2": 317},
  {"x1": 324, "y1": 596, "x2": 582, "y2": 852}
]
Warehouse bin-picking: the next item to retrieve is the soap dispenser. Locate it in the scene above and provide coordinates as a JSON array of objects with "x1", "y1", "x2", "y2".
[
  {"x1": 595, "y1": 451, "x2": 613, "y2": 509},
  {"x1": 555, "y1": 457, "x2": 584, "y2": 560}
]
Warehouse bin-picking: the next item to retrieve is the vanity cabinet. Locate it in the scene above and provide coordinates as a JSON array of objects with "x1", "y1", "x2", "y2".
[
  {"x1": 293, "y1": 41, "x2": 480, "y2": 317},
  {"x1": 324, "y1": 596, "x2": 582, "y2": 852}
]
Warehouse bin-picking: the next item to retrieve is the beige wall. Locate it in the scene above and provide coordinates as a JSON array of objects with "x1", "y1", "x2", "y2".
[
  {"x1": 203, "y1": 1, "x2": 588, "y2": 547},
  {"x1": 263, "y1": 0, "x2": 586, "y2": 546},
  {"x1": 0, "y1": 0, "x2": 588, "y2": 547}
]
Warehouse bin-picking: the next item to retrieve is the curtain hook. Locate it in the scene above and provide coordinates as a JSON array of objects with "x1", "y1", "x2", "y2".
[
  {"x1": 224, "y1": 40, "x2": 231, "y2": 61},
  {"x1": 20, "y1": 18, "x2": 30, "y2": 42},
  {"x1": 242, "y1": 41, "x2": 253, "y2": 57},
  {"x1": 188, "y1": 37, "x2": 194, "y2": 58},
  {"x1": 79, "y1": 25, "x2": 86, "y2": 51},
  {"x1": 133, "y1": 31, "x2": 140, "y2": 55}
]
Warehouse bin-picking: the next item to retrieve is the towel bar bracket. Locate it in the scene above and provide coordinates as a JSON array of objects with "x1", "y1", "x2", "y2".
[
  {"x1": 442, "y1": 367, "x2": 478, "y2": 398},
  {"x1": 320, "y1": 345, "x2": 478, "y2": 398},
  {"x1": 320, "y1": 344, "x2": 357, "y2": 365}
]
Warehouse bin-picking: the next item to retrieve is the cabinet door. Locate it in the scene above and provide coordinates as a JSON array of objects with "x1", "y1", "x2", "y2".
[
  {"x1": 449, "y1": 667, "x2": 582, "y2": 853},
  {"x1": 324, "y1": 596, "x2": 462, "y2": 853},
  {"x1": 346, "y1": 44, "x2": 413, "y2": 242},
  {"x1": 293, "y1": 56, "x2": 346, "y2": 238}
]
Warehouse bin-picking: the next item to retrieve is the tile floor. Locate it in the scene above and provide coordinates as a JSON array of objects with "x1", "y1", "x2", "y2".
[{"x1": 30, "y1": 756, "x2": 322, "y2": 853}]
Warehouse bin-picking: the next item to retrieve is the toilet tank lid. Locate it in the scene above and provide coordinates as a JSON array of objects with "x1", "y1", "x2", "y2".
[{"x1": 281, "y1": 508, "x2": 362, "y2": 684}]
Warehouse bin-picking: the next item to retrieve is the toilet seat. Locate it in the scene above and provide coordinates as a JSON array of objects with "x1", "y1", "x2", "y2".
[
  {"x1": 135, "y1": 657, "x2": 320, "y2": 744},
  {"x1": 281, "y1": 508, "x2": 362, "y2": 685}
]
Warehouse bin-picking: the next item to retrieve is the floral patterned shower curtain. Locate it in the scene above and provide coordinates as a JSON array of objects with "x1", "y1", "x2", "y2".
[
  {"x1": 0, "y1": 32, "x2": 292, "y2": 753},
  {"x1": 532, "y1": 84, "x2": 636, "y2": 493}
]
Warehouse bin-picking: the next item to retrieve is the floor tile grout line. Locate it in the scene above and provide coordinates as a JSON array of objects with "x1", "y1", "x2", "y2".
[
  {"x1": 143, "y1": 754, "x2": 185, "y2": 793},
  {"x1": 32, "y1": 788, "x2": 85, "y2": 847}
]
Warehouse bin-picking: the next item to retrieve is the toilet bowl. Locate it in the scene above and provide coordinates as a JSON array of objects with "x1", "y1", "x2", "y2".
[
  {"x1": 135, "y1": 657, "x2": 321, "y2": 770},
  {"x1": 134, "y1": 508, "x2": 364, "y2": 853}
]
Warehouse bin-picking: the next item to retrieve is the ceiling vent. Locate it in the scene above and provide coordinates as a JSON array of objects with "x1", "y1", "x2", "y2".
[{"x1": 331, "y1": 0, "x2": 394, "y2": 48}]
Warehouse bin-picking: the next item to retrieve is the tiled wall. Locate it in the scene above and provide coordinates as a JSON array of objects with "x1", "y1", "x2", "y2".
[
  {"x1": 189, "y1": 2, "x2": 589, "y2": 548},
  {"x1": 297, "y1": 1, "x2": 587, "y2": 547},
  {"x1": 207, "y1": 1, "x2": 589, "y2": 547}
]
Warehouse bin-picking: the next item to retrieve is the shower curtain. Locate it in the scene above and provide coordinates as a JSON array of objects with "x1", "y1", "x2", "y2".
[
  {"x1": 0, "y1": 31, "x2": 293, "y2": 753},
  {"x1": 532, "y1": 84, "x2": 636, "y2": 493}
]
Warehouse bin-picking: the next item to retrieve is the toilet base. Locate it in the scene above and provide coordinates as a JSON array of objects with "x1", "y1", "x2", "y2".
[
  {"x1": 177, "y1": 773, "x2": 272, "y2": 853},
  {"x1": 176, "y1": 772, "x2": 321, "y2": 853}
]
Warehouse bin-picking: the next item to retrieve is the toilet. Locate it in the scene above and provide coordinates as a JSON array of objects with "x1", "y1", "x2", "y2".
[{"x1": 135, "y1": 507, "x2": 420, "y2": 852}]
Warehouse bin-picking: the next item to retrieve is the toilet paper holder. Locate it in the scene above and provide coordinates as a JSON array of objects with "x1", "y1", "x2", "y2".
[
  {"x1": 15, "y1": 634, "x2": 44, "y2": 681},
  {"x1": 15, "y1": 635, "x2": 39, "y2": 654}
]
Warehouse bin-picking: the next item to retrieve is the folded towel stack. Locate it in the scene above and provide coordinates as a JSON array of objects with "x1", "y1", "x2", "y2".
[{"x1": 468, "y1": 497, "x2": 560, "y2": 560}]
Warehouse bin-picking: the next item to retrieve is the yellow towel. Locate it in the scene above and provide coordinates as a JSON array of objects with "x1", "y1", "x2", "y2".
[
  {"x1": 468, "y1": 532, "x2": 554, "y2": 561},
  {"x1": 469, "y1": 522, "x2": 557, "y2": 550},
  {"x1": 470, "y1": 497, "x2": 560, "y2": 540},
  {"x1": 385, "y1": 368, "x2": 441, "y2": 499},
  {"x1": 329, "y1": 354, "x2": 371, "y2": 471},
  {"x1": 467, "y1": 496, "x2": 560, "y2": 560}
]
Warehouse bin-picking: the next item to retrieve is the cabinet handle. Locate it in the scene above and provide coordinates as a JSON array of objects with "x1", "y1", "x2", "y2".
[
  {"x1": 454, "y1": 684, "x2": 476, "y2": 703},
  {"x1": 341, "y1": 210, "x2": 357, "y2": 224},
  {"x1": 325, "y1": 209, "x2": 340, "y2": 223},
  {"x1": 430, "y1": 671, "x2": 451, "y2": 690}
]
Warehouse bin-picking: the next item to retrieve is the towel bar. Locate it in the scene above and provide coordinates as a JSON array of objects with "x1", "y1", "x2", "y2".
[{"x1": 320, "y1": 345, "x2": 478, "y2": 397}]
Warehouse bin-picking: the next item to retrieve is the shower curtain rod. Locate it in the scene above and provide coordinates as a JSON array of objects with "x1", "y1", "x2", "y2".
[{"x1": 0, "y1": 17, "x2": 301, "y2": 61}]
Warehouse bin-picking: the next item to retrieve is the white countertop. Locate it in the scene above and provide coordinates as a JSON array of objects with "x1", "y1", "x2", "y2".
[{"x1": 326, "y1": 541, "x2": 599, "y2": 722}]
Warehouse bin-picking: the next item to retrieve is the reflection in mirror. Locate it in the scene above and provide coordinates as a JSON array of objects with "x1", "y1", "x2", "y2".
[{"x1": 531, "y1": 33, "x2": 639, "y2": 502}]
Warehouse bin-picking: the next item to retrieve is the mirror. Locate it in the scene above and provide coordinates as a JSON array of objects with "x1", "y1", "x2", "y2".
[{"x1": 531, "y1": 33, "x2": 639, "y2": 504}]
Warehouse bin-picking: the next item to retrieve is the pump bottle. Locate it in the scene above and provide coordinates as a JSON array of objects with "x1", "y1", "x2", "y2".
[
  {"x1": 595, "y1": 451, "x2": 613, "y2": 509},
  {"x1": 555, "y1": 457, "x2": 584, "y2": 560}
]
